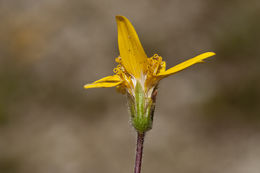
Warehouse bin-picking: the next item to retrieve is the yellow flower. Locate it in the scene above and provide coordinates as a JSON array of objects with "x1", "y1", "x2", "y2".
[
  {"x1": 84, "y1": 16, "x2": 215, "y2": 99},
  {"x1": 84, "y1": 16, "x2": 215, "y2": 132}
]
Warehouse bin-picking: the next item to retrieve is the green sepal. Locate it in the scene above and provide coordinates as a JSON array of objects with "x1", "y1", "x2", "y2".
[{"x1": 128, "y1": 82, "x2": 155, "y2": 133}]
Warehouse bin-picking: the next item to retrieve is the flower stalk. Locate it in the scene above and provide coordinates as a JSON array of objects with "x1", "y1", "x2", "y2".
[{"x1": 134, "y1": 132, "x2": 145, "y2": 173}]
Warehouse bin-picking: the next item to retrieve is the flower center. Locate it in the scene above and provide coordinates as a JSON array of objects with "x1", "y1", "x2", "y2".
[{"x1": 113, "y1": 54, "x2": 165, "y2": 97}]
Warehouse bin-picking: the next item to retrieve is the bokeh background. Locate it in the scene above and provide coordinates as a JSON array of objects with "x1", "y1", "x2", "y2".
[{"x1": 0, "y1": 0, "x2": 260, "y2": 173}]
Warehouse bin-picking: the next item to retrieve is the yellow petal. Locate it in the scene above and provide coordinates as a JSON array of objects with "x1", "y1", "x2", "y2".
[
  {"x1": 84, "y1": 82, "x2": 122, "y2": 89},
  {"x1": 116, "y1": 16, "x2": 147, "y2": 78},
  {"x1": 93, "y1": 75, "x2": 121, "y2": 83},
  {"x1": 157, "y1": 52, "x2": 215, "y2": 77},
  {"x1": 84, "y1": 75, "x2": 122, "y2": 89}
]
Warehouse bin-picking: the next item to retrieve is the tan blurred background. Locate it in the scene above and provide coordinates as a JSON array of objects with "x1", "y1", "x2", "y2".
[{"x1": 0, "y1": 0, "x2": 260, "y2": 173}]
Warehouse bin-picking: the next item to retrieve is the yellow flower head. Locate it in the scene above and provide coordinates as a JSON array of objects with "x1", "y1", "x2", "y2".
[
  {"x1": 84, "y1": 16, "x2": 215, "y2": 132},
  {"x1": 84, "y1": 16, "x2": 215, "y2": 99}
]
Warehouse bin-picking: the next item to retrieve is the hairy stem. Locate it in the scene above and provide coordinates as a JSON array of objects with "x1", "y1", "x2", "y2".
[{"x1": 134, "y1": 132, "x2": 145, "y2": 173}]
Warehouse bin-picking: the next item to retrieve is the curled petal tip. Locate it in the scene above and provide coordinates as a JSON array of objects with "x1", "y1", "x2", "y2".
[
  {"x1": 206, "y1": 52, "x2": 216, "y2": 56},
  {"x1": 115, "y1": 15, "x2": 125, "y2": 21},
  {"x1": 84, "y1": 84, "x2": 90, "y2": 89}
]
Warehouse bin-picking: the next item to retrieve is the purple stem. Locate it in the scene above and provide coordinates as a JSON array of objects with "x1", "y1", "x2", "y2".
[{"x1": 134, "y1": 132, "x2": 145, "y2": 173}]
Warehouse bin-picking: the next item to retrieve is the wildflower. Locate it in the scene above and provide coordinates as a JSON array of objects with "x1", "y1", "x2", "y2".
[{"x1": 84, "y1": 16, "x2": 215, "y2": 133}]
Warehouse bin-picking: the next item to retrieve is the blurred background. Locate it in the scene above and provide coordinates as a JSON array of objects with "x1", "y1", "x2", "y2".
[{"x1": 0, "y1": 0, "x2": 260, "y2": 173}]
